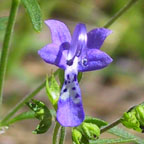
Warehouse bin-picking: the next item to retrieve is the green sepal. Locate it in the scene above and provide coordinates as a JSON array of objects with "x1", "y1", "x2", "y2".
[
  {"x1": 84, "y1": 116, "x2": 108, "y2": 128},
  {"x1": 58, "y1": 69, "x2": 64, "y2": 87},
  {"x1": 46, "y1": 74, "x2": 60, "y2": 108},
  {"x1": 78, "y1": 72, "x2": 83, "y2": 82},
  {"x1": 26, "y1": 99, "x2": 52, "y2": 134}
]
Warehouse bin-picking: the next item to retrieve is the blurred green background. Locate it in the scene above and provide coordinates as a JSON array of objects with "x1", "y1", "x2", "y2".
[{"x1": 0, "y1": 0, "x2": 144, "y2": 143}]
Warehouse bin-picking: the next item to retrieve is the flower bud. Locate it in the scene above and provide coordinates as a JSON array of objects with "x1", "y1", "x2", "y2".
[
  {"x1": 72, "y1": 128, "x2": 82, "y2": 144},
  {"x1": 81, "y1": 122, "x2": 100, "y2": 139},
  {"x1": 121, "y1": 112, "x2": 141, "y2": 132}
]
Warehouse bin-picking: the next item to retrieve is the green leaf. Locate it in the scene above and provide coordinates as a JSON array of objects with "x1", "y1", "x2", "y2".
[
  {"x1": 0, "y1": 17, "x2": 8, "y2": 31},
  {"x1": 27, "y1": 99, "x2": 52, "y2": 134},
  {"x1": 6, "y1": 111, "x2": 35, "y2": 125},
  {"x1": 108, "y1": 127, "x2": 144, "y2": 144},
  {"x1": 89, "y1": 138, "x2": 135, "y2": 144},
  {"x1": 84, "y1": 116, "x2": 108, "y2": 128},
  {"x1": 46, "y1": 74, "x2": 60, "y2": 107},
  {"x1": 21, "y1": 0, "x2": 42, "y2": 32}
]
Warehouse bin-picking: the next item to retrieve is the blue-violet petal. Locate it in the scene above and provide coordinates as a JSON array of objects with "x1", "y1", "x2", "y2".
[
  {"x1": 78, "y1": 49, "x2": 113, "y2": 72},
  {"x1": 45, "y1": 20, "x2": 71, "y2": 45},
  {"x1": 57, "y1": 72, "x2": 85, "y2": 127},
  {"x1": 38, "y1": 43, "x2": 69, "y2": 69},
  {"x1": 87, "y1": 28, "x2": 112, "y2": 49}
]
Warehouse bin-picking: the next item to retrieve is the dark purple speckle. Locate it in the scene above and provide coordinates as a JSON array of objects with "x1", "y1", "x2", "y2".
[
  {"x1": 67, "y1": 74, "x2": 70, "y2": 80},
  {"x1": 63, "y1": 88, "x2": 67, "y2": 92},
  {"x1": 73, "y1": 74, "x2": 77, "y2": 82},
  {"x1": 64, "y1": 80, "x2": 67, "y2": 85},
  {"x1": 75, "y1": 94, "x2": 79, "y2": 98},
  {"x1": 72, "y1": 87, "x2": 76, "y2": 90}
]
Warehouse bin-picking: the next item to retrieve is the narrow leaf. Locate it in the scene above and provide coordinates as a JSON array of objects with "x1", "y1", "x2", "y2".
[
  {"x1": 6, "y1": 111, "x2": 35, "y2": 125},
  {"x1": 0, "y1": 17, "x2": 8, "y2": 31},
  {"x1": 108, "y1": 127, "x2": 144, "y2": 144},
  {"x1": 84, "y1": 116, "x2": 108, "y2": 128},
  {"x1": 21, "y1": 0, "x2": 42, "y2": 32},
  {"x1": 90, "y1": 138, "x2": 136, "y2": 144}
]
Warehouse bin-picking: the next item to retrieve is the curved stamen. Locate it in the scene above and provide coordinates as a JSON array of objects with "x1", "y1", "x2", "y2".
[{"x1": 67, "y1": 23, "x2": 87, "y2": 66}]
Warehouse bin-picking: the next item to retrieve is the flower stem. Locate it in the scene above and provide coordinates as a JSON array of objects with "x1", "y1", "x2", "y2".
[
  {"x1": 59, "y1": 127, "x2": 66, "y2": 144},
  {"x1": 0, "y1": 0, "x2": 20, "y2": 107},
  {"x1": 100, "y1": 118, "x2": 121, "y2": 134},
  {"x1": 1, "y1": 80, "x2": 45, "y2": 124},
  {"x1": 0, "y1": 69, "x2": 60, "y2": 124},
  {"x1": 53, "y1": 122, "x2": 61, "y2": 144},
  {"x1": 103, "y1": 0, "x2": 138, "y2": 28}
]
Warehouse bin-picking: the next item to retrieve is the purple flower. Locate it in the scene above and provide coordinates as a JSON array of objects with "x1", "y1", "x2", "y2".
[{"x1": 38, "y1": 20, "x2": 113, "y2": 127}]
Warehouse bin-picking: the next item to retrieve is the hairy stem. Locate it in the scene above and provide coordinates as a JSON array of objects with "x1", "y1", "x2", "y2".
[
  {"x1": 0, "y1": 0, "x2": 20, "y2": 107},
  {"x1": 100, "y1": 118, "x2": 121, "y2": 134},
  {"x1": 0, "y1": 69, "x2": 60, "y2": 124},
  {"x1": 53, "y1": 122, "x2": 61, "y2": 144},
  {"x1": 103, "y1": 0, "x2": 138, "y2": 28},
  {"x1": 59, "y1": 127, "x2": 66, "y2": 144}
]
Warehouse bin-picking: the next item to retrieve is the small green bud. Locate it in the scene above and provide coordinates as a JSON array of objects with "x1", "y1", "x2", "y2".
[
  {"x1": 121, "y1": 112, "x2": 141, "y2": 132},
  {"x1": 81, "y1": 122, "x2": 100, "y2": 139},
  {"x1": 72, "y1": 128, "x2": 82, "y2": 144}
]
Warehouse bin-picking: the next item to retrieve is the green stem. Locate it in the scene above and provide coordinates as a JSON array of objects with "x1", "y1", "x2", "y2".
[
  {"x1": 0, "y1": 0, "x2": 20, "y2": 107},
  {"x1": 100, "y1": 118, "x2": 121, "y2": 134},
  {"x1": 53, "y1": 122, "x2": 61, "y2": 144},
  {"x1": 0, "y1": 69, "x2": 59, "y2": 124},
  {"x1": 1, "y1": 81, "x2": 45, "y2": 123},
  {"x1": 59, "y1": 127, "x2": 66, "y2": 144},
  {"x1": 103, "y1": 0, "x2": 138, "y2": 28}
]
